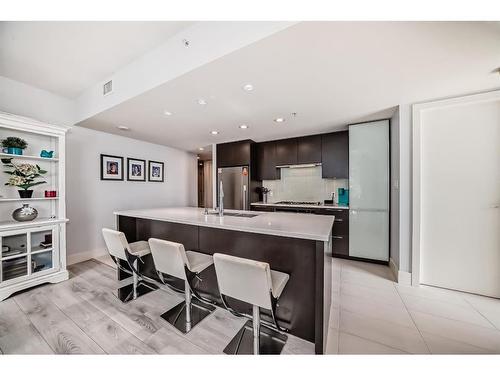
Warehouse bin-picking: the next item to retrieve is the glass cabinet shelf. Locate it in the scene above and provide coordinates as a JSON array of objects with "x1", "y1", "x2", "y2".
[
  {"x1": 32, "y1": 251, "x2": 53, "y2": 274},
  {"x1": 1, "y1": 233, "x2": 27, "y2": 258},
  {"x1": 2, "y1": 256, "x2": 28, "y2": 281}
]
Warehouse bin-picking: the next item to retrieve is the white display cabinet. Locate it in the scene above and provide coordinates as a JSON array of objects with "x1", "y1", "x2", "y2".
[{"x1": 0, "y1": 112, "x2": 69, "y2": 301}]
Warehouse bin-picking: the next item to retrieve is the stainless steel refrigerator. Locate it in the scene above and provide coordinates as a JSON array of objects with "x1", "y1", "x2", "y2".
[
  {"x1": 217, "y1": 166, "x2": 250, "y2": 210},
  {"x1": 348, "y1": 120, "x2": 390, "y2": 261}
]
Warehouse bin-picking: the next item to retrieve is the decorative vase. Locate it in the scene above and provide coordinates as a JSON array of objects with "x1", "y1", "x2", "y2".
[
  {"x1": 12, "y1": 204, "x2": 38, "y2": 222},
  {"x1": 18, "y1": 190, "x2": 34, "y2": 198},
  {"x1": 7, "y1": 147, "x2": 23, "y2": 155}
]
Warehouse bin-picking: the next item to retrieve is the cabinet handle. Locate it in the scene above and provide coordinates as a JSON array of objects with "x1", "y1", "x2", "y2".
[
  {"x1": 332, "y1": 236, "x2": 344, "y2": 239},
  {"x1": 335, "y1": 218, "x2": 344, "y2": 222}
]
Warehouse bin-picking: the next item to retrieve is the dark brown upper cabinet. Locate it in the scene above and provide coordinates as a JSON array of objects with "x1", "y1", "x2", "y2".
[
  {"x1": 256, "y1": 141, "x2": 280, "y2": 180},
  {"x1": 216, "y1": 140, "x2": 252, "y2": 167},
  {"x1": 297, "y1": 135, "x2": 322, "y2": 164},
  {"x1": 275, "y1": 138, "x2": 298, "y2": 166},
  {"x1": 321, "y1": 130, "x2": 349, "y2": 179}
]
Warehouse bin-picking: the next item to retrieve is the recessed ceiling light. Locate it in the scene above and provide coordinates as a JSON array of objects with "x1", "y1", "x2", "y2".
[
  {"x1": 210, "y1": 130, "x2": 219, "y2": 135},
  {"x1": 117, "y1": 125, "x2": 130, "y2": 131},
  {"x1": 239, "y1": 124, "x2": 249, "y2": 129},
  {"x1": 274, "y1": 117, "x2": 285, "y2": 123},
  {"x1": 198, "y1": 98, "x2": 207, "y2": 105},
  {"x1": 164, "y1": 110, "x2": 173, "y2": 116},
  {"x1": 242, "y1": 84, "x2": 254, "y2": 92},
  {"x1": 199, "y1": 147, "x2": 204, "y2": 151}
]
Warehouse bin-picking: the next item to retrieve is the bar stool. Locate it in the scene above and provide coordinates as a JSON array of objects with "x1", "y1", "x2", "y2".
[
  {"x1": 101, "y1": 228, "x2": 158, "y2": 303},
  {"x1": 148, "y1": 238, "x2": 215, "y2": 333},
  {"x1": 213, "y1": 253, "x2": 289, "y2": 355}
]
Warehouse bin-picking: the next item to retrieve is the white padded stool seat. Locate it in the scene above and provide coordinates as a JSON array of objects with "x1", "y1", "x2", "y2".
[
  {"x1": 213, "y1": 253, "x2": 290, "y2": 355},
  {"x1": 101, "y1": 228, "x2": 157, "y2": 303},
  {"x1": 128, "y1": 240, "x2": 151, "y2": 258},
  {"x1": 213, "y1": 253, "x2": 289, "y2": 310},
  {"x1": 186, "y1": 251, "x2": 213, "y2": 274},
  {"x1": 270, "y1": 270, "x2": 289, "y2": 299},
  {"x1": 102, "y1": 228, "x2": 151, "y2": 261},
  {"x1": 148, "y1": 238, "x2": 213, "y2": 280},
  {"x1": 147, "y1": 237, "x2": 215, "y2": 334}
]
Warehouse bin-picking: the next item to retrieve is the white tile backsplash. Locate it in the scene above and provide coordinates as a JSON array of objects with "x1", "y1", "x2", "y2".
[{"x1": 263, "y1": 166, "x2": 348, "y2": 203}]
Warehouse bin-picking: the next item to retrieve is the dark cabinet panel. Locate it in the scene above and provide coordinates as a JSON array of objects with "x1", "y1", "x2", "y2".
[
  {"x1": 321, "y1": 131, "x2": 349, "y2": 179},
  {"x1": 256, "y1": 141, "x2": 280, "y2": 180},
  {"x1": 216, "y1": 140, "x2": 252, "y2": 167},
  {"x1": 298, "y1": 135, "x2": 322, "y2": 164},
  {"x1": 275, "y1": 138, "x2": 298, "y2": 166},
  {"x1": 332, "y1": 235, "x2": 349, "y2": 257}
]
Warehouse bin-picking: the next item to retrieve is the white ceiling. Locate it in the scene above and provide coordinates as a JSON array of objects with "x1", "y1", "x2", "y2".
[
  {"x1": 76, "y1": 22, "x2": 500, "y2": 152},
  {"x1": 0, "y1": 21, "x2": 193, "y2": 98}
]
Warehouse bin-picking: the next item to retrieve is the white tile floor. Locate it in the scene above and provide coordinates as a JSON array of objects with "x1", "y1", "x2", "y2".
[{"x1": 326, "y1": 257, "x2": 500, "y2": 354}]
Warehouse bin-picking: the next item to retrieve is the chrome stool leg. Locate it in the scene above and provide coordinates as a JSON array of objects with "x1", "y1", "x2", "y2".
[
  {"x1": 221, "y1": 294, "x2": 288, "y2": 355},
  {"x1": 114, "y1": 254, "x2": 158, "y2": 303},
  {"x1": 253, "y1": 305, "x2": 260, "y2": 355},
  {"x1": 159, "y1": 276, "x2": 215, "y2": 334}
]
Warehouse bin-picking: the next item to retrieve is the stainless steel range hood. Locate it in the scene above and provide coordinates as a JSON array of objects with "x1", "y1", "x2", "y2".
[{"x1": 275, "y1": 163, "x2": 322, "y2": 169}]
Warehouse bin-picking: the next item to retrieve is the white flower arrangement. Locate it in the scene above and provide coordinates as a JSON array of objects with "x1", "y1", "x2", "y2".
[{"x1": 2, "y1": 159, "x2": 47, "y2": 190}]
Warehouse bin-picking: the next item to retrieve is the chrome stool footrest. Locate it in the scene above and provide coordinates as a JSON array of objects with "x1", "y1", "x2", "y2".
[
  {"x1": 223, "y1": 320, "x2": 288, "y2": 355},
  {"x1": 160, "y1": 298, "x2": 215, "y2": 333}
]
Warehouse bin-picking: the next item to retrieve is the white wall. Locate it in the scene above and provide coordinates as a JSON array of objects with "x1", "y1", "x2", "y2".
[
  {"x1": 65, "y1": 126, "x2": 197, "y2": 264},
  {"x1": 0, "y1": 75, "x2": 74, "y2": 127}
]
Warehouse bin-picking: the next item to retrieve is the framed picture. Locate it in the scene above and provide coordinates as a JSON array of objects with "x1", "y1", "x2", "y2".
[
  {"x1": 127, "y1": 157, "x2": 146, "y2": 181},
  {"x1": 148, "y1": 160, "x2": 164, "y2": 182},
  {"x1": 100, "y1": 154, "x2": 124, "y2": 181}
]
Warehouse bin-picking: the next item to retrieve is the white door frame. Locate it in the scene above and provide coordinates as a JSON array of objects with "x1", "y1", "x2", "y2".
[{"x1": 411, "y1": 89, "x2": 500, "y2": 286}]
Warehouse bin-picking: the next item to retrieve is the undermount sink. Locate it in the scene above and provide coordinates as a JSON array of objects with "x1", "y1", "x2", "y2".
[{"x1": 206, "y1": 212, "x2": 258, "y2": 218}]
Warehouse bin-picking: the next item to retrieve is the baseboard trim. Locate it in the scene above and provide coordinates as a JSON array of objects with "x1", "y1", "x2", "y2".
[
  {"x1": 397, "y1": 270, "x2": 412, "y2": 286},
  {"x1": 389, "y1": 257, "x2": 399, "y2": 280},
  {"x1": 67, "y1": 248, "x2": 108, "y2": 265},
  {"x1": 389, "y1": 258, "x2": 412, "y2": 285}
]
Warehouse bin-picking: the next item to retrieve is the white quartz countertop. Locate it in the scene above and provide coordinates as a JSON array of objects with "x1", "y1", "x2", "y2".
[
  {"x1": 114, "y1": 207, "x2": 334, "y2": 242},
  {"x1": 251, "y1": 202, "x2": 349, "y2": 210}
]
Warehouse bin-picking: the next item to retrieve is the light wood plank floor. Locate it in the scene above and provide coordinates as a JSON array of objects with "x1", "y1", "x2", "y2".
[{"x1": 0, "y1": 259, "x2": 315, "y2": 354}]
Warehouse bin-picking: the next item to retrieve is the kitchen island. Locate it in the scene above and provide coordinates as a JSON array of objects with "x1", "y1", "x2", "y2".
[{"x1": 114, "y1": 207, "x2": 334, "y2": 354}]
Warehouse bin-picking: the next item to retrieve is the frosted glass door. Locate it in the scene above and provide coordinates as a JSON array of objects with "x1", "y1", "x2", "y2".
[
  {"x1": 349, "y1": 120, "x2": 390, "y2": 261},
  {"x1": 349, "y1": 210, "x2": 389, "y2": 261},
  {"x1": 349, "y1": 121, "x2": 389, "y2": 210}
]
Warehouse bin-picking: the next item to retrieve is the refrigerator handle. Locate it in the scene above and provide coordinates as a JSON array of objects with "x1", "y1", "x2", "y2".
[{"x1": 243, "y1": 184, "x2": 247, "y2": 210}]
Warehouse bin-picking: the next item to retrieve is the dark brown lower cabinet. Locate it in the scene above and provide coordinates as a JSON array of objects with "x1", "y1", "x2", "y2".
[
  {"x1": 313, "y1": 208, "x2": 349, "y2": 257},
  {"x1": 331, "y1": 235, "x2": 349, "y2": 257}
]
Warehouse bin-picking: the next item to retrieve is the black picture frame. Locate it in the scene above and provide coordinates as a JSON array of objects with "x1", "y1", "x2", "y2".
[
  {"x1": 127, "y1": 157, "x2": 146, "y2": 182},
  {"x1": 148, "y1": 160, "x2": 164, "y2": 182},
  {"x1": 100, "y1": 154, "x2": 124, "y2": 181}
]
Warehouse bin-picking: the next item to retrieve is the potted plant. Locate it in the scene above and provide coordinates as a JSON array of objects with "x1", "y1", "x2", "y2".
[
  {"x1": 3, "y1": 159, "x2": 47, "y2": 198},
  {"x1": 1, "y1": 137, "x2": 28, "y2": 155}
]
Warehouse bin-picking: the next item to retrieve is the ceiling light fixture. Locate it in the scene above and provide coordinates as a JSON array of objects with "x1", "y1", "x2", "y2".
[
  {"x1": 242, "y1": 84, "x2": 254, "y2": 92},
  {"x1": 164, "y1": 110, "x2": 173, "y2": 116},
  {"x1": 199, "y1": 147, "x2": 205, "y2": 151},
  {"x1": 210, "y1": 130, "x2": 219, "y2": 135},
  {"x1": 239, "y1": 124, "x2": 249, "y2": 129},
  {"x1": 274, "y1": 117, "x2": 285, "y2": 123},
  {"x1": 198, "y1": 98, "x2": 207, "y2": 105},
  {"x1": 117, "y1": 125, "x2": 130, "y2": 131}
]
